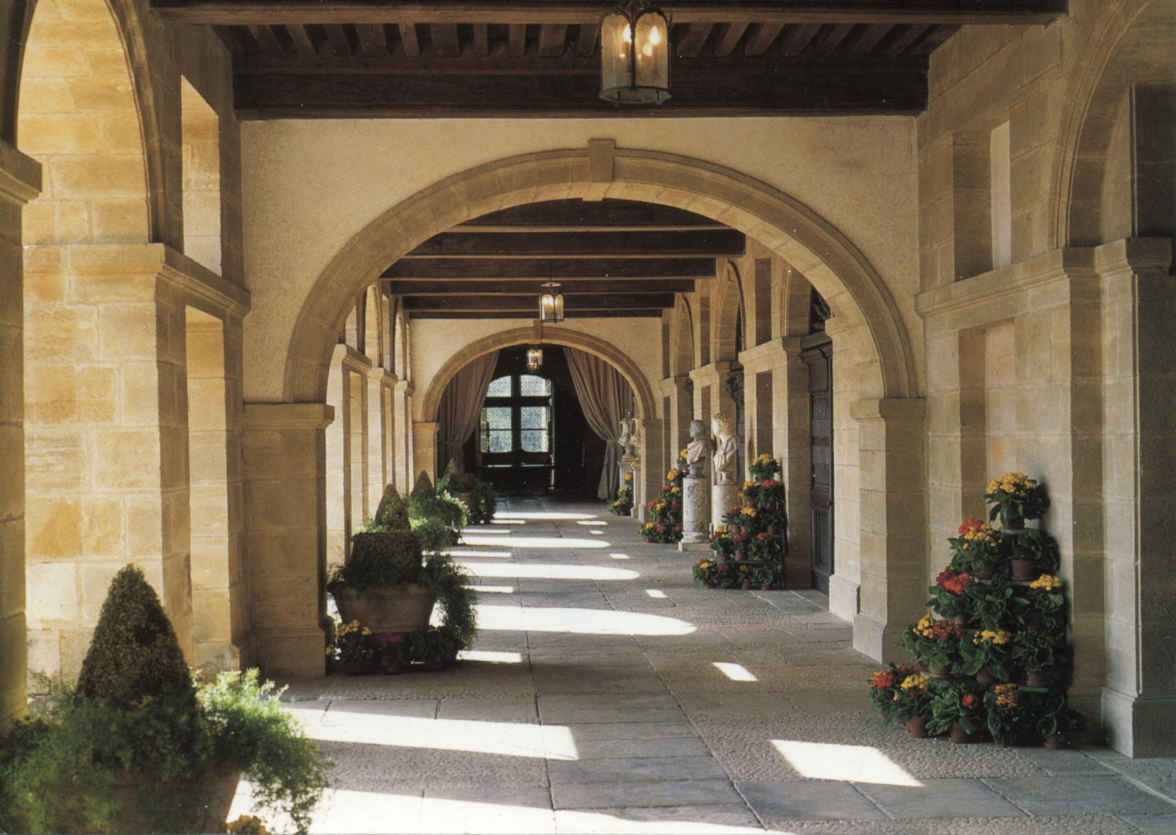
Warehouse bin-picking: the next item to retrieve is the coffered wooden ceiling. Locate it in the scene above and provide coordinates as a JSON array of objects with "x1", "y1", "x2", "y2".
[
  {"x1": 384, "y1": 199, "x2": 738, "y2": 318},
  {"x1": 152, "y1": 1, "x2": 1067, "y2": 118}
]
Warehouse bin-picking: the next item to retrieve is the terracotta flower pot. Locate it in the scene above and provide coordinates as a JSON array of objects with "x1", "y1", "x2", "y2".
[
  {"x1": 1043, "y1": 736, "x2": 1067, "y2": 750},
  {"x1": 1010, "y1": 558, "x2": 1036, "y2": 580},
  {"x1": 950, "y1": 722, "x2": 977, "y2": 744},
  {"x1": 1026, "y1": 669, "x2": 1053, "y2": 687},
  {"x1": 904, "y1": 716, "x2": 928, "y2": 738},
  {"x1": 975, "y1": 667, "x2": 996, "y2": 687},
  {"x1": 974, "y1": 565, "x2": 993, "y2": 580},
  {"x1": 930, "y1": 664, "x2": 950, "y2": 679},
  {"x1": 953, "y1": 613, "x2": 967, "y2": 626}
]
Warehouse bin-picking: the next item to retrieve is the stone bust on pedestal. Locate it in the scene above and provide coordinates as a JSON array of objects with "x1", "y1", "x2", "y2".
[
  {"x1": 711, "y1": 414, "x2": 738, "y2": 485},
  {"x1": 684, "y1": 419, "x2": 711, "y2": 478}
]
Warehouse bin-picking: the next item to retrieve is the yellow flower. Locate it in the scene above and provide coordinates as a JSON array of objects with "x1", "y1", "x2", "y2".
[
  {"x1": 362, "y1": 626, "x2": 372, "y2": 636},
  {"x1": 987, "y1": 479, "x2": 999, "y2": 493},
  {"x1": 714, "y1": 524, "x2": 728, "y2": 534},
  {"x1": 1030, "y1": 574, "x2": 1061, "y2": 590},
  {"x1": 900, "y1": 673, "x2": 930, "y2": 693},
  {"x1": 680, "y1": 448, "x2": 688, "y2": 458},
  {"x1": 666, "y1": 468, "x2": 680, "y2": 481},
  {"x1": 740, "y1": 506, "x2": 757, "y2": 517},
  {"x1": 671, "y1": 486, "x2": 681, "y2": 495},
  {"x1": 974, "y1": 629, "x2": 1011, "y2": 646}
]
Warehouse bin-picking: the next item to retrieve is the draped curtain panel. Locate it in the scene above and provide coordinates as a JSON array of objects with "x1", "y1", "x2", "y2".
[
  {"x1": 437, "y1": 351, "x2": 500, "y2": 473},
  {"x1": 564, "y1": 347, "x2": 636, "y2": 500}
]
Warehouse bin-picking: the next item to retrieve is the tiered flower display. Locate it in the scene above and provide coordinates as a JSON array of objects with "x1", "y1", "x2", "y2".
[
  {"x1": 870, "y1": 472, "x2": 1082, "y2": 746},
  {"x1": 640, "y1": 453, "x2": 687, "y2": 543},
  {"x1": 694, "y1": 454, "x2": 789, "y2": 590},
  {"x1": 610, "y1": 471, "x2": 634, "y2": 516}
]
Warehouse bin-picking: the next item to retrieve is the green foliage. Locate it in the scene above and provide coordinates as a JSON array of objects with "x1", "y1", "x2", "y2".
[
  {"x1": 610, "y1": 473, "x2": 634, "y2": 516},
  {"x1": 76, "y1": 564, "x2": 194, "y2": 711},
  {"x1": 418, "y1": 554, "x2": 477, "y2": 647},
  {"x1": 700, "y1": 454, "x2": 788, "y2": 589},
  {"x1": 368, "y1": 484, "x2": 410, "y2": 531},
  {"x1": 412, "y1": 470, "x2": 435, "y2": 498},
  {"x1": 198, "y1": 670, "x2": 332, "y2": 832},
  {"x1": 926, "y1": 679, "x2": 983, "y2": 736},
  {"x1": 329, "y1": 531, "x2": 423, "y2": 592},
  {"x1": 408, "y1": 488, "x2": 466, "y2": 550},
  {"x1": 1008, "y1": 528, "x2": 1060, "y2": 573},
  {"x1": 438, "y1": 468, "x2": 498, "y2": 525}
]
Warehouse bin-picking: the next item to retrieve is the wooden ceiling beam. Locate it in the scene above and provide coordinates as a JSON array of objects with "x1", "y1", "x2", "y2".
[
  {"x1": 403, "y1": 229, "x2": 745, "y2": 258},
  {"x1": 409, "y1": 310, "x2": 664, "y2": 319},
  {"x1": 383, "y1": 278, "x2": 697, "y2": 294},
  {"x1": 884, "y1": 24, "x2": 932, "y2": 55},
  {"x1": 676, "y1": 23, "x2": 713, "y2": 58},
  {"x1": 744, "y1": 22, "x2": 784, "y2": 56},
  {"x1": 575, "y1": 23, "x2": 598, "y2": 57},
  {"x1": 808, "y1": 23, "x2": 857, "y2": 56},
  {"x1": 455, "y1": 199, "x2": 723, "y2": 230},
  {"x1": 235, "y1": 62, "x2": 929, "y2": 117},
  {"x1": 537, "y1": 23, "x2": 567, "y2": 57},
  {"x1": 323, "y1": 23, "x2": 352, "y2": 57},
  {"x1": 152, "y1": 2, "x2": 1068, "y2": 27},
  {"x1": 382, "y1": 257, "x2": 717, "y2": 280},
  {"x1": 399, "y1": 22, "x2": 421, "y2": 56},
  {"x1": 355, "y1": 23, "x2": 389, "y2": 55},
  {"x1": 248, "y1": 24, "x2": 286, "y2": 54},
  {"x1": 777, "y1": 23, "x2": 822, "y2": 56},
  {"x1": 402, "y1": 293, "x2": 677, "y2": 311},
  {"x1": 472, "y1": 22, "x2": 490, "y2": 56},
  {"x1": 845, "y1": 23, "x2": 893, "y2": 55},
  {"x1": 431, "y1": 23, "x2": 461, "y2": 56},
  {"x1": 711, "y1": 22, "x2": 749, "y2": 57},
  {"x1": 508, "y1": 23, "x2": 527, "y2": 57}
]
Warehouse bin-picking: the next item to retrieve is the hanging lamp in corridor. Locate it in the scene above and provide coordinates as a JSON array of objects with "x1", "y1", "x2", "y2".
[
  {"x1": 526, "y1": 346, "x2": 543, "y2": 372},
  {"x1": 599, "y1": 2, "x2": 671, "y2": 105},
  {"x1": 539, "y1": 282, "x2": 565, "y2": 323}
]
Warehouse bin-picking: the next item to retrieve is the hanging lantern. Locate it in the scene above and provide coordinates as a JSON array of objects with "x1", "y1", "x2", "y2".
[
  {"x1": 539, "y1": 282, "x2": 565, "y2": 323},
  {"x1": 599, "y1": 3, "x2": 670, "y2": 105},
  {"x1": 526, "y1": 346, "x2": 543, "y2": 372}
]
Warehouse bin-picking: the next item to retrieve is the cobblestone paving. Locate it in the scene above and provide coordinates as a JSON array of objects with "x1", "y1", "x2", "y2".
[{"x1": 238, "y1": 499, "x2": 1176, "y2": 833}]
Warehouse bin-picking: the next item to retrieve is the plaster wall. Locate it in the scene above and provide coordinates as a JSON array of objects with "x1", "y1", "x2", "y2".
[{"x1": 242, "y1": 117, "x2": 920, "y2": 403}]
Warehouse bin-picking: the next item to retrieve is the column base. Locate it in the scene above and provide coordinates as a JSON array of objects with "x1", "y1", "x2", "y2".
[
  {"x1": 852, "y1": 613, "x2": 906, "y2": 664},
  {"x1": 828, "y1": 574, "x2": 859, "y2": 622},
  {"x1": 253, "y1": 627, "x2": 327, "y2": 680},
  {"x1": 678, "y1": 541, "x2": 713, "y2": 553},
  {"x1": 1102, "y1": 687, "x2": 1176, "y2": 757}
]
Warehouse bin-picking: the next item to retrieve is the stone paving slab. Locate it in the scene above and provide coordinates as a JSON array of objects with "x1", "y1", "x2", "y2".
[
  {"x1": 735, "y1": 780, "x2": 888, "y2": 821},
  {"x1": 549, "y1": 755, "x2": 728, "y2": 785},
  {"x1": 854, "y1": 778, "x2": 1026, "y2": 819},
  {"x1": 552, "y1": 778, "x2": 746, "y2": 810},
  {"x1": 983, "y1": 774, "x2": 1176, "y2": 816},
  {"x1": 570, "y1": 735, "x2": 712, "y2": 760},
  {"x1": 554, "y1": 804, "x2": 764, "y2": 833}
]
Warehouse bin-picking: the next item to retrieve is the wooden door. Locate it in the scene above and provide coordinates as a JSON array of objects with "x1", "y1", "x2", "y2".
[{"x1": 802, "y1": 342, "x2": 834, "y2": 593}]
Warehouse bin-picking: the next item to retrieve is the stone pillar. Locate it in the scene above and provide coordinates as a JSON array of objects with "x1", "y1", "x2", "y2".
[
  {"x1": 638, "y1": 417, "x2": 662, "y2": 523},
  {"x1": 658, "y1": 375, "x2": 693, "y2": 463},
  {"x1": 1097, "y1": 238, "x2": 1176, "y2": 757},
  {"x1": 367, "y1": 369, "x2": 389, "y2": 496},
  {"x1": 679, "y1": 475, "x2": 710, "y2": 550},
  {"x1": 849, "y1": 398, "x2": 927, "y2": 662},
  {"x1": 777, "y1": 338, "x2": 813, "y2": 590},
  {"x1": 412, "y1": 420, "x2": 439, "y2": 485},
  {"x1": 242, "y1": 402, "x2": 333, "y2": 678},
  {"x1": 324, "y1": 345, "x2": 347, "y2": 568},
  {"x1": 393, "y1": 379, "x2": 413, "y2": 493},
  {"x1": 711, "y1": 481, "x2": 740, "y2": 529},
  {"x1": 0, "y1": 144, "x2": 41, "y2": 726}
]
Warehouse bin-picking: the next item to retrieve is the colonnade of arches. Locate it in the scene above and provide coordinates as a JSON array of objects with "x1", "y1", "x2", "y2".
[{"x1": 0, "y1": 0, "x2": 1171, "y2": 758}]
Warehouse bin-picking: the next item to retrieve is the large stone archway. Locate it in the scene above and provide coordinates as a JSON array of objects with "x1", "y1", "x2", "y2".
[{"x1": 263, "y1": 141, "x2": 926, "y2": 669}]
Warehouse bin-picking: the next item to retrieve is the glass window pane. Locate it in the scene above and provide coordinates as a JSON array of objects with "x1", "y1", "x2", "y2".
[
  {"x1": 488, "y1": 431, "x2": 512, "y2": 453},
  {"x1": 519, "y1": 375, "x2": 551, "y2": 396},
  {"x1": 484, "y1": 406, "x2": 512, "y2": 430},
  {"x1": 486, "y1": 376, "x2": 511, "y2": 397},
  {"x1": 521, "y1": 405, "x2": 548, "y2": 429},
  {"x1": 521, "y1": 429, "x2": 549, "y2": 453}
]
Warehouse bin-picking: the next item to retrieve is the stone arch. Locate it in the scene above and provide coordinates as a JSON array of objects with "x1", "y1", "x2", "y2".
[
  {"x1": 1054, "y1": 0, "x2": 1173, "y2": 246},
  {"x1": 711, "y1": 261, "x2": 745, "y2": 363},
  {"x1": 670, "y1": 295, "x2": 694, "y2": 376},
  {"x1": 419, "y1": 326, "x2": 655, "y2": 426},
  {"x1": 284, "y1": 145, "x2": 917, "y2": 405},
  {"x1": 17, "y1": 0, "x2": 164, "y2": 243}
]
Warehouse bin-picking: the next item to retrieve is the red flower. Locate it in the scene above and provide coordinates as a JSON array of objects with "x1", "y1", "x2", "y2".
[
  {"x1": 962, "y1": 694, "x2": 978, "y2": 710},
  {"x1": 656, "y1": 525, "x2": 664, "y2": 532},
  {"x1": 674, "y1": 524, "x2": 682, "y2": 531},
  {"x1": 756, "y1": 532, "x2": 769, "y2": 540},
  {"x1": 762, "y1": 479, "x2": 778, "y2": 488},
  {"x1": 958, "y1": 517, "x2": 984, "y2": 535},
  {"x1": 936, "y1": 569, "x2": 973, "y2": 596}
]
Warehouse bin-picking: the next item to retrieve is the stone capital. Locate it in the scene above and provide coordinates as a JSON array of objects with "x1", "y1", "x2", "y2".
[
  {"x1": 394, "y1": 378, "x2": 415, "y2": 396},
  {"x1": 0, "y1": 141, "x2": 42, "y2": 205},
  {"x1": 737, "y1": 340, "x2": 789, "y2": 372},
  {"x1": 658, "y1": 375, "x2": 691, "y2": 396},
  {"x1": 244, "y1": 402, "x2": 335, "y2": 431},
  {"x1": 689, "y1": 361, "x2": 735, "y2": 388},
  {"x1": 850, "y1": 397, "x2": 927, "y2": 424},
  {"x1": 339, "y1": 344, "x2": 373, "y2": 373},
  {"x1": 414, "y1": 420, "x2": 439, "y2": 439},
  {"x1": 1093, "y1": 237, "x2": 1174, "y2": 279}
]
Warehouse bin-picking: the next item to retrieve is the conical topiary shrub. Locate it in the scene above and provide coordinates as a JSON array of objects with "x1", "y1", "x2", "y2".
[
  {"x1": 76, "y1": 564, "x2": 193, "y2": 710},
  {"x1": 412, "y1": 470, "x2": 435, "y2": 498},
  {"x1": 372, "y1": 484, "x2": 410, "y2": 531}
]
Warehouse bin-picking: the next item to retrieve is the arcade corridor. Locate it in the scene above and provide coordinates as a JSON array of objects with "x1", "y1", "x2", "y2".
[{"x1": 250, "y1": 501, "x2": 1176, "y2": 833}]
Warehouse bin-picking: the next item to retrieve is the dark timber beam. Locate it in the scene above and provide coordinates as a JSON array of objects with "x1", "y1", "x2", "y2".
[
  {"x1": 403, "y1": 229, "x2": 745, "y2": 258},
  {"x1": 234, "y1": 62, "x2": 929, "y2": 117},
  {"x1": 382, "y1": 257, "x2": 718, "y2": 279},
  {"x1": 409, "y1": 310, "x2": 664, "y2": 319},
  {"x1": 152, "y1": 2, "x2": 1069, "y2": 26},
  {"x1": 383, "y1": 278, "x2": 697, "y2": 294},
  {"x1": 402, "y1": 293, "x2": 677, "y2": 311},
  {"x1": 460, "y1": 200, "x2": 720, "y2": 228}
]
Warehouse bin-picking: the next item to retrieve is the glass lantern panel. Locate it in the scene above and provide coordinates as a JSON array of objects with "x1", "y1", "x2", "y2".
[
  {"x1": 600, "y1": 12, "x2": 633, "y2": 99},
  {"x1": 634, "y1": 12, "x2": 669, "y2": 99}
]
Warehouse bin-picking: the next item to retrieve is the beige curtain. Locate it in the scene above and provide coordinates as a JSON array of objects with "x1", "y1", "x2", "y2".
[
  {"x1": 564, "y1": 348, "x2": 635, "y2": 500},
  {"x1": 438, "y1": 352, "x2": 499, "y2": 473}
]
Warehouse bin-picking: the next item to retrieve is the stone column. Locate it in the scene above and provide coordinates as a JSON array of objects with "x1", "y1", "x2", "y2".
[
  {"x1": 412, "y1": 420, "x2": 440, "y2": 485},
  {"x1": 638, "y1": 417, "x2": 662, "y2": 523},
  {"x1": 679, "y1": 475, "x2": 711, "y2": 550},
  {"x1": 0, "y1": 143, "x2": 41, "y2": 726},
  {"x1": 393, "y1": 379, "x2": 413, "y2": 493},
  {"x1": 1097, "y1": 238, "x2": 1176, "y2": 757},
  {"x1": 850, "y1": 398, "x2": 927, "y2": 662},
  {"x1": 658, "y1": 375, "x2": 693, "y2": 462},
  {"x1": 243, "y1": 402, "x2": 333, "y2": 678}
]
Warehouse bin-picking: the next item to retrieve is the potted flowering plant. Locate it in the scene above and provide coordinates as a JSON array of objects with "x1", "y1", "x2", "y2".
[
  {"x1": 1012, "y1": 628, "x2": 1067, "y2": 686},
  {"x1": 960, "y1": 629, "x2": 1013, "y2": 685},
  {"x1": 327, "y1": 619, "x2": 378, "y2": 674},
  {"x1": 949, "y1": 518, "x2": 1002, "y2": 577},
  {"x1": 926, "y1": 567, "x2": 974, "y2": 622},
  {"x1": 892, "y1": 672, "x2": 934, "y2": 736},
  {"x1": 1008, "y1": 528, "x2": 1060, "y2": 579},
  {"x1": 898, "y1": 613, "x2": 963, "y2": 677},
  {"x1": 868, "y1": 664, "x2": 918, "y2": 724},
  {"x1": 1021, "y1": 574, "x2": 1067, "y2": 632},
  {"x1": 692, "y1": 556, "x2": 735, "y2": 589},
  {"x1": 964, "y1": 574, "x2": 1026, "y2": 631},
  {"x1": 983, "y1": 683, "x2": 1025, "y2": 745},
  {"x1": 927, "y1": 680, "x2": 984, "y2": 742},
  {"x1": 985, "y1": 472, "x2": 1049, "y2": 528},
  {"x1": 611, "y1": 472, "x2": 634, "y2": 515}
]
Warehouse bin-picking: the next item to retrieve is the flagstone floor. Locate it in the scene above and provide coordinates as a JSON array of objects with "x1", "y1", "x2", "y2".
[{"x1": 236, "y1": 499, "x2": 1176, "y2": 834}]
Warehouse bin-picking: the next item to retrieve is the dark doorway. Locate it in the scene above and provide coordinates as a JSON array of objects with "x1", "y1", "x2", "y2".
[
  {"x1": 466, "y1": 346, "x2": 603, "y2": 497},
  {"x1": 802, "y1": 291, "x2": 834, "y2": 593}
]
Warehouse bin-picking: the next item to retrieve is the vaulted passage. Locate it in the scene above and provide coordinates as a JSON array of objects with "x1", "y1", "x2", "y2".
[{"x1": 272, "y1": 499, "x2": 1172, "y2": 831}]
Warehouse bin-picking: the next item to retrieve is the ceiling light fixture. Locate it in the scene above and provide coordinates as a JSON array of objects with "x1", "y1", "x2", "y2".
[
  {"x1": 599, "y1": 2, "x2": 671, "y2": 105},
  {"x1": 539, "y1": 282, "x2": 565, "y2": 323},
  {"x1": 526, "y1": 346, "x2": 543, "y2": 372}
]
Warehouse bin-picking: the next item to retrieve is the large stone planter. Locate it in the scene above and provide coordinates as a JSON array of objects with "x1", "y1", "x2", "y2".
[
  {"x1": 334, "y1": 584, "x2": 437, "y2": 633},
  {"x1": 62, "y1": 764, "x2": 239, "y2": 833}
]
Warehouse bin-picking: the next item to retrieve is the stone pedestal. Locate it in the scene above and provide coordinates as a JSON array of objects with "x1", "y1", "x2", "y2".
[
  {"x1": 679, "y1": 475, "x2": 710, "y2": 549},
  {"x1": 621, "y1": 454, "x2": 637, "y2": 518},
  {"x1": 712, "y1": 481, "x2": 741, "y2": 526}
]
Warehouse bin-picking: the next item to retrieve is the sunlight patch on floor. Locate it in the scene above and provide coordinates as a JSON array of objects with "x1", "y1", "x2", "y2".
[
  {"x1": 456, "y1": 562, "x2": 638, "y2": 581},
  {"x1": 448, "y1": 549, "x2": 512, "y2": 558},
  {"x1": 713, "y1": 662, "x2": 757, "y2": 682},
  {"x1": 553, "y1": 809, "x2": 771, "y2": 834},
  {"x1": 466, "y1": 584, "x2": 515, "y2": 594},
  {"x1": 311, "y1": 713, "x2": 576, "y2": 760},
  {"x1": 645, "y1": 588, "x2": 667, "y2": 599},
  {"x1": 577, "y1": 519, "x2": 607, "y2": 526},
  {"x1": 476, "y1": 604, "x2": 696, "y2": 636},
  {"x1": 608, "y1": 552, "x2": 631, "y2": 560},
  {"x1": 500, "y1": 511, "x2": 600, "y2": 521},
  {"x1": 771, "y1": 740, "x2": 923, "y2": 786},
  {"x1": 462, "y1": 534, "x2": 610, "y2": 549},
  {"x1": 457, "y1": 649, "x2": 524, "y2": 663}
]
